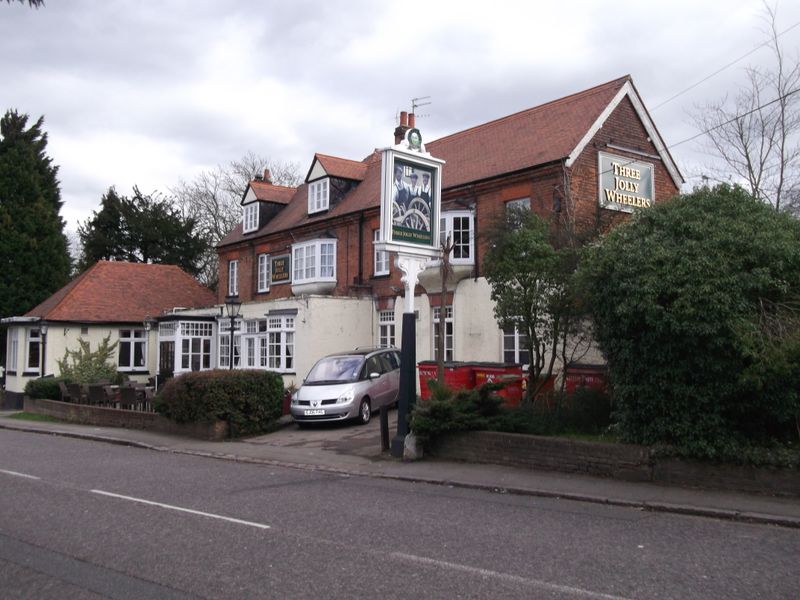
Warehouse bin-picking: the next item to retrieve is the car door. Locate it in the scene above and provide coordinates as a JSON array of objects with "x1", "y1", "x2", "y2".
[
  {"x1": 382, "y1": 350, "x2": 400, "y2": 404},
  {"x1": 364, "y1": 355, "x2": 389, "y2": 407}
]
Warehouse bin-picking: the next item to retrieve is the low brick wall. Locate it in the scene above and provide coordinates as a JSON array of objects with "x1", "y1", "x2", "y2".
[
  {"x1": 428, "y1": 430, "x2": 800, "y2": 496},
  {"x1": 24, "y1": 397, "x2": 228, "y2": 441},
  {"x1": 428, "y1": 431, "x2": 652, "y2": 482}
]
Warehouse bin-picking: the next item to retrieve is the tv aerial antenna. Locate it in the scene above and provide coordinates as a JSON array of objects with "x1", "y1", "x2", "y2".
[{"x1": 411, "y1": 96, "x2": 432, "y2": 118}]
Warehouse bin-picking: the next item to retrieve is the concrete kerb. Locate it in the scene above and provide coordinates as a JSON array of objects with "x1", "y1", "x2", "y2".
[{"x1": 1, "y1": 419, "x2": 799, "y2": 530}]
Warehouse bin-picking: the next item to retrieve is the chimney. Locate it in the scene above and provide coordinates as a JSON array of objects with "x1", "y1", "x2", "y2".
[
  {"x1": 263, "y1": 168, "x2": 272, "y2": 184},
  {"x1": 408, "y1": 113, "x2": 416, "y2": 128},
  {"x1": 394, "y1": 110, "x2": 410, "y2": 144}
]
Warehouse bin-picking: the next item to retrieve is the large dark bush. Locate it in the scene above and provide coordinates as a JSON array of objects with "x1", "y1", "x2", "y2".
[
  {"x1": 154, "y1": 369, "x2": 285, "y2": 437},
  {"x1": 411, "y1": 381, "x2": 611, "y2": 443},
  {"x1": 581, "y1": 184, "x2": 800, "y2": 458},
  {"x1": 25, "y1": 376, "x2": 70, "y2": 400}
]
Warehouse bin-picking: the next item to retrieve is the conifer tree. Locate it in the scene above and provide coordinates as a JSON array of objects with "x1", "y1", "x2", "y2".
[{"x1": 0, "y1": 109, "x2": 71, "y2": 320}]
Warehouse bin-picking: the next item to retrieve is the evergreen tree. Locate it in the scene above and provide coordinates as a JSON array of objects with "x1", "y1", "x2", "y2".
[
  {"x1": 0, "y1": 109, "x2": 71, "y2": 320},
  {"x1": 78, "y1": 186, "x2": 208, "y2": 277}
]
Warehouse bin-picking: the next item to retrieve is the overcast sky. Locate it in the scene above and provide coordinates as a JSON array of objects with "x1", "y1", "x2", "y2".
[{"x1": 3, "y1": 0, "x2": 799, "y2": 233}]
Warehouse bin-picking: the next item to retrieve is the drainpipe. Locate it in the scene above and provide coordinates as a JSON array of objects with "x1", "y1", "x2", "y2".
[{"x1": 358, "y1": 211, "x2": 365, "y2": 284}]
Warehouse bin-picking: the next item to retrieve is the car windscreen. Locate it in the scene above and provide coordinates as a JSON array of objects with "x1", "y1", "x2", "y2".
[{"x1": 305, "y1": 355, "x2": 364, "y2": 384}]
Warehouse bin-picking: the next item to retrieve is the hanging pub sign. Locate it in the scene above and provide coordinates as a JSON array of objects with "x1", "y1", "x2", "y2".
[
  {"x1": 598, "y1": 151, "x2": 654, "y2": 213},
  {"x1": 377, "y1": 128, "x2": 445, "y2": 259},
  {"x1": 270, "y1": 254, "x2": 291, "y2": 284}
]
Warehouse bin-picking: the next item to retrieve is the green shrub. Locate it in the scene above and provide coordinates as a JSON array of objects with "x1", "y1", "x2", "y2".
[
  {"x1": 411, "y1": 381, "x2": 612, "y2": 444},
  {"x1": 24, "y1": 376, "x2": 70, "y2": 400},
  {"x1": 487, "y1": 388, "x2": 612, "y2": 436},
  {"x1": 581, "y1": 184, "x2": 800, "y2": 458},
  {"x1": 154, "y1": 369, "x2": 285, "y2": 437},
  {"x1": 57, "y1": 335, "x2": 124, "y2": 384},
  {"x1": 411, "y1": 381, "x2": 505, "y2": 444}
]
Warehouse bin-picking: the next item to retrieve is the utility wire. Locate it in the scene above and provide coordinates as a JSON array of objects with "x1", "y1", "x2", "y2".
[
  {"x1": 668, "y1": 86, "x2": 800, "y2": 149},
  {"x1": 651, "y1": 20, "x2": 800, "y2": 111}
]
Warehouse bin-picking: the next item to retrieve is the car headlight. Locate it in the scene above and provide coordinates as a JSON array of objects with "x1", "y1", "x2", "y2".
[
  {"x1": 291, "y1": 392, "x2": 299, "y2": 405},
  {"x1": 337, "y1": 388, "x2": 355, "y2": 404}
]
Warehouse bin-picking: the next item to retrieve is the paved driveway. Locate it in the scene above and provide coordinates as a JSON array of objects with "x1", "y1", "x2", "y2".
[{"x1": 244, "y1": 408, "x2": 398, "y2": 461}]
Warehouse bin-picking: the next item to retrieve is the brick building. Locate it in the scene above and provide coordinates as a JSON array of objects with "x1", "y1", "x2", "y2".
[
  {"x1": 4, "y1": 75, "x2": 682, "y2": 401},
  {"x1": 211, "y1": 75, "x2": 682, "y2": 388}
]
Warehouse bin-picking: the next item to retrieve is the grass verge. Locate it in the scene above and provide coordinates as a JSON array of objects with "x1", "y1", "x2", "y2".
[{"x1": 4, "y1": 412, "x2": 63, "y2": 423}]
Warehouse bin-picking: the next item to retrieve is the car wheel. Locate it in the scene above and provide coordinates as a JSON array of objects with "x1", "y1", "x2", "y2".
[{"x1": 357, "y1": 398, "x2": 371, "y2": 425}]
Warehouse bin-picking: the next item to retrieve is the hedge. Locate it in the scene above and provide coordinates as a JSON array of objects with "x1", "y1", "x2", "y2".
[{"x1": 154, "y1": 369, "x2": 285, "y2": 437}]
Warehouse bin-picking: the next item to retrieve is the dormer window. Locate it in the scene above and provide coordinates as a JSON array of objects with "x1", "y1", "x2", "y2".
[
  {"x1": 308, "y1": 178, "x2": 329, "y2": 214},
  {"x1": 243, "y1": 203, "x2": 259, "y2": 233}
]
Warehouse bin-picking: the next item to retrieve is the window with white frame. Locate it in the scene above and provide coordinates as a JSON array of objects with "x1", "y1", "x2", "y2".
[
  {"x1": 228, "y1": 259, "x2": 239, "y2": 296},
  {"x1": 308, "y1": 178, "x2": 330, "y2": 213},
  {"x1": 218, "y1": 319, "x2": 241, "y2": 369},
  {"x1": 502, "y1": 325, "x2": 530, "y2": 366},
  {"x1": 25, "y1": 328, "x2": 41, "y2": 372},
  {"x1": 440, "y1": 211, "x2": 474, "y2": 265},
  {"x1": 118, "y1": 329, "x2": 147, "y2": 370},
  {"x1": 374, "y1": 229, "x2": 389, "y2": 276},
  {"x1": 257, "y1": 253, "x2": 270, "y2": 293},
  {"x1": 267, "y1": 315, "x2": 294, "y2": 371},
  {"x1": 243, "y1": 202, "x2": 259, "y2": 233},
  {"x1": 240, "y1": 319, "x2": 259, "y2": 368},
  {"x1": 292, "y1": 240, "x2": 336, "y2": 283},
  {"x1": 179, "y1": 321, "x2": 213, "y2": 371},
  {"x1": 378, "y1": 310, "x2": 395, "y2": 347},
  {"x1": 7, "y1": 328, "x2": 18, "y2": 372},
  {"x1": 432, "y1": 306, "x2": 454, "y2": 361},
  {"x1": 182, "y1": 337, "x2": 212, "y2": 371}
]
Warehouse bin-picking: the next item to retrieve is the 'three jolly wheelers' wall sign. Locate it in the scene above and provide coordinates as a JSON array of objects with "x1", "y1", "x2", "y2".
[{"x1": 598, "y1": 151, "x2": 654, "y2": 212}]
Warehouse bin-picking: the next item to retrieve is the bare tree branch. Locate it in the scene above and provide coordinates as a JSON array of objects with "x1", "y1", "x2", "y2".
[{"x1": 692, "y1": 2, "x2": 800, "y2": 212}]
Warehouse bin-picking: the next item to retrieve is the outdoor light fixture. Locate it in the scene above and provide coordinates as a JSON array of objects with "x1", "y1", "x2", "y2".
[
  {"x1": 224, "y1": 295, "x2": 241, "y2": 370},
  {"x1": 39, "y1": 322, "x2": 48, "y2": 377}
]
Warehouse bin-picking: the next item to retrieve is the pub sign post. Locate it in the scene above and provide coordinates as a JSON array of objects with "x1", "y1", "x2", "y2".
[{"x1": 376, "y1": 128, "x2": 444, "y2": 457}]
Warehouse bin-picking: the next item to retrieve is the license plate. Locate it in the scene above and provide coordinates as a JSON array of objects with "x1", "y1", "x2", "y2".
[{"x1": 304, "y1": 409, "x2": 325, "y2": 416}]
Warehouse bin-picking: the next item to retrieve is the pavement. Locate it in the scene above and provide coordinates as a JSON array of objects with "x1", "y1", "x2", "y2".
[{"x1": 1, "y1": 409, "x2": 799, "y2": 529}]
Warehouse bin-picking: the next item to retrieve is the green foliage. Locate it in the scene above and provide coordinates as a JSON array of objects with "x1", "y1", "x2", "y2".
[
  {"x1": 483, "y1": 208, "x2": 585, "y2": 399},
  {"x1": 411, "y1": 381, "x2": 610, "y2": 444},
  {"x1": 56, "y1": 335, "x2": 122, "y2": 384},
  {"x1": 581, "y1": 184, "x2": 800, "y2": 458},
  {"x1": 411, "y1": 381, "x2": 504, "y2": 444},
  {"x1": 24, "y1": 376, "x2": 70, "y2": 400},
  {"x1": 492, "y1": 388, "x2": 612, "y2": 436},
  {"x1": 154, "y1": 369, "x2": 285, "y2": 437},
  {"x1": 78, "y1": 186, "x2": 208, "y2": 276},
  {"x1": 0, "y1": 110, "x2": 71, "y2": 321}
]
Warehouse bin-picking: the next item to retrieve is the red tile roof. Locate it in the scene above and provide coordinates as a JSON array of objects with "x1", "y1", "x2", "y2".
[
  {"x1": 25, "y1": 261, "x2": 216, "y2": 322},
  {"x1": 219, "y1": 76, "x2": 643, "y2": 247},
  {"x1": 249, "y1": 180, "x2": 296, "y2": 205},
  {"x1": 428, "y1": 75, "x2": 630, "y2": 188},
  {"x1": 312, "y1": 153, "x2": 368, "y2": 181}
]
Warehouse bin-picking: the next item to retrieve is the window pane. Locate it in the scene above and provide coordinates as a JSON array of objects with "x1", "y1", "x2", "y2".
[
  {"x1": 134, "y1": 341, "x2": 145, "y2": 367},
  {"x1": 118, "y1": 342, "x2": 131, "y2": 368}
]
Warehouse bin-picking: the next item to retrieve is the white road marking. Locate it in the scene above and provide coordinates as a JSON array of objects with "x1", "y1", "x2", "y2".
[
  {"x1": 90, "y1": 489, "x2": 271, "y2": 530},
  {"x1": 0, "y1": 469, "x2": 40, "y2": 480},
  {"x1": 390, "y1": 551, "x2": 632, "y2": 600}
]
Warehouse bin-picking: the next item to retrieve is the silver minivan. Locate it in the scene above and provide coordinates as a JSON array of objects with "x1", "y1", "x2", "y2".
[{"x1": 290, "y1": 348, "x2": 401, "y2": 426}]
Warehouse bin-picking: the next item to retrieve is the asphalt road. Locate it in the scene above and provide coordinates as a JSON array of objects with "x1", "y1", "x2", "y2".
[{"x1": 0, "y1": 429, "x2": 797, "y2": 599}]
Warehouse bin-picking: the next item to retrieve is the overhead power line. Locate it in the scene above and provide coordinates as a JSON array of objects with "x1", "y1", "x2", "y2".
[
  {"x1": 668, "y1": 86, "x2": 800, "y2": 150},
  {"x1": 651, "y1": 20, "x2": 800, "y2": 111}
]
